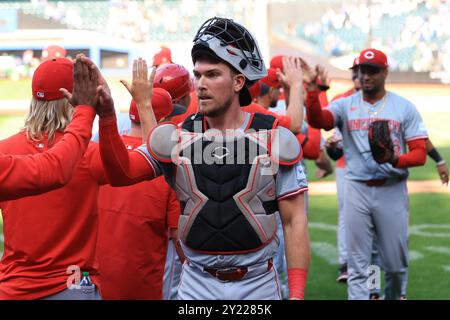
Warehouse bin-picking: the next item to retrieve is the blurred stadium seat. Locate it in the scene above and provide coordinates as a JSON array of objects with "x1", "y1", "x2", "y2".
[{"x1": 275, "y1": 0, "x2": 450, "y2": 77}]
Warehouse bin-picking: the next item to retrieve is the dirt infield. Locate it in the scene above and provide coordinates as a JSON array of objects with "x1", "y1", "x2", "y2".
[{"x1": 308, "y1": 180, "x2": 449, "y2": 195}]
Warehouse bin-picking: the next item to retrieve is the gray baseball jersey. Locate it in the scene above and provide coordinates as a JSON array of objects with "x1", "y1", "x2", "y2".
[{"x1": 328, "y1": 91, "x2": 428, "y2": 180}]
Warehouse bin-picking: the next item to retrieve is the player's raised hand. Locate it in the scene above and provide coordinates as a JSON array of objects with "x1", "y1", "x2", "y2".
[
  {"x1": 60, "y1": 56, "x2": 99, "y2": 108},
  {"x1": 67, "y1": 54, "x2": 115, "y2": 118},
  {"x1": 299, "y1": 58, "x2": 318, "y2": 86},
  {"x1": 317, "y1": 65, "x2": 331, "y2": 89},
  {"x1": 96, "y1": 83, "x2": 115, "y2": 118},
  {"x1": 277, "y1": 56, "x2": 303, "y2": 89},
  {"x1": 120, "y1": 58, "x2": 156, "y2": 109},
  {"x1": 77, "y1": 53, "x2": 112, "y2": 98}
]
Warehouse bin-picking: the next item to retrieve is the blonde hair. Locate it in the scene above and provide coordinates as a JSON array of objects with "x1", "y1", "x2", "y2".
[{"x1": 23, "y1": 97, "x2": 73, "y2": 143}]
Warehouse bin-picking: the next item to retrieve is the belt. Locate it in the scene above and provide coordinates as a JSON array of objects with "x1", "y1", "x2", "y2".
[
  {"x1": 361, "y1": 176, "x2": 406, "y2": 187},
  {"x1": 203, "y1": 259, "x2": 273, "y2": 282}
]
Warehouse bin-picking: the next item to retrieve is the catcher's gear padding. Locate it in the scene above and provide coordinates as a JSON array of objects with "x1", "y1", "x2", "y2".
[
  {"x1": 177, "y1": 113, "x2": 278, "y2": 253},
  {"x1": 368, "y1": 120, "x2": 395, "y2": 164}
]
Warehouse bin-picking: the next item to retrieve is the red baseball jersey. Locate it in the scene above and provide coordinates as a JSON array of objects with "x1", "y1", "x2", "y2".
[
  {"x1": 96, "y1": 135, "x2": 181, "y2": 300},
  {"x1": 0, "y1": 133, "x2": 104, "y2": 299}
]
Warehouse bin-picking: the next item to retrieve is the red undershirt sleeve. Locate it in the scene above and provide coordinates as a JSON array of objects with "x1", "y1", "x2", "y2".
[
  {"x1": 305, "y1": 90, "x2": 335, "y2": 130},
  {"x1": 394, "y1": 138, "x2": 427, "y2": 168},
  {"x1": 98, "y1": 115, "x2": 155, "y2": 186}
]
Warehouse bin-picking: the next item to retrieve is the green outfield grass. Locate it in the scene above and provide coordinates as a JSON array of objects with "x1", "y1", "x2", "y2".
[{"x1": 306, "y1": 193, "x2": 450, "y2": 300}]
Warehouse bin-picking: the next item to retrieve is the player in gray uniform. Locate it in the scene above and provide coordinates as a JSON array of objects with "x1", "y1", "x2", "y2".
[
  {"x1": 304, "y1": 48, "x2": 428, "y2": 300},
  {"x1": 96, "y1": 17, "x2": 310, "y2": 300}
]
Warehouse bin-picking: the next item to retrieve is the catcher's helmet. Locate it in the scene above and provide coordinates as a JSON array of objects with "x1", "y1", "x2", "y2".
[
  {"x1": 153, "y1": 63, "x2": 191, "y2": 102},
  {"x1": 191, "y1": 17, "x2": 267, "y2": 106}
]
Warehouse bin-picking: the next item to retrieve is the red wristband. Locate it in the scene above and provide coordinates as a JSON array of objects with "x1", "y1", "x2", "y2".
[{"x1": 288, "y1": 268, "x2": 308, "y2": 299}]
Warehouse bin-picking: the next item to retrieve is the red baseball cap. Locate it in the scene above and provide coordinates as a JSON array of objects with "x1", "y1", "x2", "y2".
[
  {"x1": 42, "y1": 45, "x2": 67, "y2": 61},
  {"x1": 260, "y1": 68, "x2": 280, "y2": 89},
  {"x1": 357, "y1": 48, "x2": 388, "y2": 69},
  {"x1": 152, "y1": 46, "x2": 172, "y2": 67},
  {"x1": 270, "y1": 55, "x2": 284, "y2": 72},
  {"x1": 32, "y1": 58, "x2": 73, "y2": 101},
  {"x1": 129, "y1": 87, "x2": 186, "y2": 123},
  {"x1": 350, "y1": 57, "x2": 358, "y2": 69}
]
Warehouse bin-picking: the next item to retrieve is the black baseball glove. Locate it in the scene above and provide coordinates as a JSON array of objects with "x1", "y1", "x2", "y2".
[{"x1": 368, "y1": 120, "x2": 395, "y2": 164}]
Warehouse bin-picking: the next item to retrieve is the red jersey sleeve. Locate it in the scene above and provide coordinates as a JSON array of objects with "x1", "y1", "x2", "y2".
[
  {"x1": 305, "y1": 90, "x2": 335, "y2": 130},
  {"x1": 0, "y1": 105, "x2": 95, "y2": 202},
  {"x1": 98, "y1": 115, "x2": 155, "y2": 186},
  {"x1": 166, "y1": 187, "x2": 181, "y2": 230},
  {"x1": 85, "y1": 142, "x2": 109, "y2": 185},
  {"x1": 394, "y1": 138, "x2": 427, "y2": 168}
]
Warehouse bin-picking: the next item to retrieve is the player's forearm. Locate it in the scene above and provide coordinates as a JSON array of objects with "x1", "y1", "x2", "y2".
[
  {"x1": 283, "y1": 212, "x2": 310, "y2": 299},
  {"x1": 285, "y1": 84, "x2": 303, "y2": 134},
  {"x1": 394, "y1": 139, "x2": 427, "y2": 168},
  {"x1": 136, "y1": 101, "x2": 157, "y2": 143},
  {"x1": 305, "y1": 90, "x2": 335, "y2": 130},
  {"x1": 99, "y1": 114, "x2": 154, "y2": 186},
  {"x1": 283, "y1": 211, "x2": 310, "y2": 270},
  {"x1": 279, "y1": 194, "x2": 310, "y2": 299},
  {"x1": 0, "y1": 106, "x2": 95, "y2": 202}
]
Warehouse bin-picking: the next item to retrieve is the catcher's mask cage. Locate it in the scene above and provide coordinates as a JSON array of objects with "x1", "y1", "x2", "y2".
[{"x1": 192, "y1": 17, "x2": 267, "y2": 106}]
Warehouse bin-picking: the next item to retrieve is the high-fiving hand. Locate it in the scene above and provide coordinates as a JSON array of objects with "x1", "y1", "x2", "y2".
[
  {"x1": 60, "y1": 55, "x2": 99, "y2": 108},
  {"x1": 120, "y1": 58, "x2": 156, "y2": 111}
]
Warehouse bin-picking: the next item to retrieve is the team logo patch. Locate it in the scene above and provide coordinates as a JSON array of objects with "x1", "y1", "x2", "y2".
[
  {"x1": 364, "y1": 51, "x2": 375, "y2": 59},
  {"x1": 211, "y1": 146, "x2": 229, "y2": 159},
  {"x1": 37, "y1": 92, "x2": 45, "y2": 98}
]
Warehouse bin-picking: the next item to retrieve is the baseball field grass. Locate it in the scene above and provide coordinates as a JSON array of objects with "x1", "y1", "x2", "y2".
[{"x1": 306, "y1": 193, "x2": 450, "y2": 300}]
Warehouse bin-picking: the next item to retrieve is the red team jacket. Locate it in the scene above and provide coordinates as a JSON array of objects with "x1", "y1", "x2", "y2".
[
  {"x1": 96, "y1": 135, "x2": 180, "y2": 300},
  {"x1": 0, "y1": 106, "x2": 95, "y2": 202},
  {"x1": 0, "y1": 132, "x2": 105, "y2": 299}
]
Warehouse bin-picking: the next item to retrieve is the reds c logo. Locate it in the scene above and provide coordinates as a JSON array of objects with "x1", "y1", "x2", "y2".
[{"x1": 364, "y1": 51, "x2": 375, "y2": 59}]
